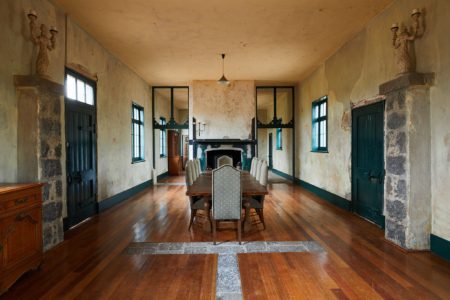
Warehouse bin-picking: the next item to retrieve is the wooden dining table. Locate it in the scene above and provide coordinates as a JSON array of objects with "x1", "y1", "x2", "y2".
[{"x1": 186, "y1": 171, "x2": 268, "y2": 232}]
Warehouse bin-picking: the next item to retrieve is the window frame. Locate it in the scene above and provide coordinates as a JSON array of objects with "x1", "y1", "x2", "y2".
[
  {"x1": 131, "y1": 103, "x2": 145, "y2": 163},
  {"x1": 311, "y1": 96, "x2": 328, "y2": 153},
  {"x1": 159, "y1": 117, "x2": 167, "y2": 158},
  {"x1": 276, "y1": 119, "x2": 283, "y2": 150},
  {"x1": 65, "y1": 69, "x2": 96, "y2": 106}
]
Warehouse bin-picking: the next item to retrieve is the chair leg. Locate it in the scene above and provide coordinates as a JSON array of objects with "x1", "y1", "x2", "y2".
[
  {"x1": 237, "y1": 219, "x2": 242, "y2": 245},
  {"x1": 188, "y1": 209, "x2": 196, "y2": 230},
  {"x1": 213, "y1": 220, "x2": 217, "y2": 245}
]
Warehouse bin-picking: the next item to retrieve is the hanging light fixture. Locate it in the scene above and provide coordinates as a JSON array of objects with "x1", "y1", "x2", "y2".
[{"x1": 217, "y1": 53, "x2": 230, "y2": 86}]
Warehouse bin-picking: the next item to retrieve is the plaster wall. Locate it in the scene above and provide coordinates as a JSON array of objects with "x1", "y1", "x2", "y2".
[
  {"x1": 0, "y1": 0, "x2": 153, "y2": 210},
  {"x1": 0, "y1": 0, "x2": 65, "y2": 182},
  {"x1": 297, "y1": 0, "x2": 450, "y2": 240},
  {"x1": 192, "y1": 81, "x2": 255, "y2": 140}
]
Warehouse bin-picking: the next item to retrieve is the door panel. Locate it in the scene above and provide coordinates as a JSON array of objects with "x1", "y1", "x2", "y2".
[
  {"x1": 66, "y1": 101, "x2": 97, "y2": 227},
  {"x1": 352, "y1": 102, "x2": 385, "y2": 227}
]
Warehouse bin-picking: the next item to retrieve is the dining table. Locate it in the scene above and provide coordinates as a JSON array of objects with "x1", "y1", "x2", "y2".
[{"x1": 186, "y1": 171, "x2": 268, "y2": 232}]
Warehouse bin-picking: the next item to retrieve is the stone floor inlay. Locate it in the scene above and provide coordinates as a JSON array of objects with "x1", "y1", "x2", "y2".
[{"x1": 125, "y1": 241, "x2": 324, "y2": 299}]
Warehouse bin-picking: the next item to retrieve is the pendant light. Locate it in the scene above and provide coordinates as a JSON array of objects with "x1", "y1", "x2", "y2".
[{"x1": 217, "y1": 53, "x2": 230, "y2": 86}]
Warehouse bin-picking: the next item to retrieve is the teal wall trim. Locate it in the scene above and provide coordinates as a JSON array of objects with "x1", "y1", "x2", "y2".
[
  {"x1": 271, "y1": 168, "x2": 294, "y2": 181},
  {"x1": 294, "y1": 178, "x2": 351, "y2": 211},
  {"x1": 157, "y1": 172, "x2": 169, "y2": 181},
  {"x1": 98, "y1": 179, "x2": 153, "y2": 212},
  {"x1": 430, "y1": 234, "x2": 450, "y2": 261}
]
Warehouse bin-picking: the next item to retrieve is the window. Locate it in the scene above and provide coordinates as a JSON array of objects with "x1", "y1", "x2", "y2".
[
  {"x1": 132, "y1": 103, "x2": 145, "y2": 162},
  {"x1": 276, "y1": 122, "x2": 282, "y2": 150},
  {"x1": 159, "y1": 117, "x2": 167, "y2": 157},
  {"x1": 312, "y1": 96, "x2": 328, "y2": 152},
  {"x1": 65, "y1": 71, "x2": 95, "y2": 105}
]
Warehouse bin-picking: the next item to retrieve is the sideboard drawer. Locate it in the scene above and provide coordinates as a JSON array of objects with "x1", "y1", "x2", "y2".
[{"x1": 0, "y1": 193, "x2": 39, "y2": 213}]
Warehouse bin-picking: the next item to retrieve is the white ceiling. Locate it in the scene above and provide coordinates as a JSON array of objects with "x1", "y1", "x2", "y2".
[{"x1": 54, "y1": 0, "x2": 393, "y2": 85}]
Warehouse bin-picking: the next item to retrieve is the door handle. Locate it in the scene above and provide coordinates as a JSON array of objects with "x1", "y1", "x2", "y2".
[{"x1": 72, "y1": 172, "x2": 82, "y2": 183}]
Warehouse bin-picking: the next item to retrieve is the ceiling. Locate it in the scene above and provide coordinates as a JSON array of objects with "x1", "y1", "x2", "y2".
[{"x1": 54, "y1": 0, "x2": 393, "y2": 85}]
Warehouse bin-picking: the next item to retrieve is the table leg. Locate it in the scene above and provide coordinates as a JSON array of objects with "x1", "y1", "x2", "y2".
[
  {"x1": 243, "y1": 201, "x2": 252, "y2": 232},
  {"x1": 203, "y1": 200, "x2": 212, "y2": 232}
]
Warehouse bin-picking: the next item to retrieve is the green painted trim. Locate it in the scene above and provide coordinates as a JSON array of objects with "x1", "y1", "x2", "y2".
[
  {"x1": 157, "y1": 172, "x2": 169, "y2": 181},
  {"x1": 271, "y1": 168, "x2": 293, "y2": 181},
  {"x1": 430, "y1": 234, "x2": 450, "y2": 261},
  {"x1": 295, "y1": 178, "x2": 351, "y2": 211},
  {"x1": 98, "y1": 179, "x2": 153, "y2": 212}
]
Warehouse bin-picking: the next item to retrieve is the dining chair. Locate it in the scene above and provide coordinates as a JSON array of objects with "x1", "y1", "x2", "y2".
[
  {"x1": 188, "y1": 160, "x2": 196, "y2": 182},
  {"x1": 212, "y1": 165, "x2": 242, "y2": 244},
  {"x1": 217, "y1": 155, "x2": 233, "y2": 168},
  {"x1": 185, "y1": 162, "x2": 211, "y2": 230},
  {"x1": 250, "y1": 157, "x2": 257, "y2": 177},
  {"x1": 248, "y1": 161, "x2": 268, "y2": 229},
  {"x1": 195, "y1": 158, "x2": 202, "y2": 176},
  {"x1": 255, "y1": 159, "x2": 263, "y2": 181}
]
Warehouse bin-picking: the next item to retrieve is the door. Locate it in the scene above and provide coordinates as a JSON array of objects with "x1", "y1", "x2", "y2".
[
  {"x1": 66, "y1": 101, "x2": 97, "y2": 227},
  {"x1": 268, "y1": 133, "x2": 273, "y2": 169},
  {"x1": 168, "y1": 130, "x2": 181, "y2": 175},
  {"x1": 352, "y1": 102, "x2": 385, "y2": 227}
]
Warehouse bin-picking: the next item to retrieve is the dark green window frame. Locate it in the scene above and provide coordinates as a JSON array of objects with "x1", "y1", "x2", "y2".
[
  {"x1": 131, "y1": 103, "x2": 145, "y2": 163},
  {"x1": 312, "y1": 96, "x2": 328, "y2": 152},
  {"x1": 160, "y1": 117, "x2": 167, "y2": 157},
  {"x1": 276, "y1": 119, "x2": 282, "y2": 150}
]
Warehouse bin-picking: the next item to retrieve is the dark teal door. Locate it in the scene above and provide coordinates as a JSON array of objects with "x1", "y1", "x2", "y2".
[
  {"x1": 268, "y1": 133, "x2": 273, "y2": 169},
  {"x1": 65, "y1": 101, "x2": 97, "y2": 228},
  {"x1": 352, "y1": 102, "x2": 385, "y2": 227}
]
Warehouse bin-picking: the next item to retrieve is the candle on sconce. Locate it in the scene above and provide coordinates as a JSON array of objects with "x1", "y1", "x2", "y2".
[
  {"x1": 391, "y1": 23, "x2": 399, "y2": 31},
  {"x1": 50, "y1": 26, "x2": 58, "y2": 33}
]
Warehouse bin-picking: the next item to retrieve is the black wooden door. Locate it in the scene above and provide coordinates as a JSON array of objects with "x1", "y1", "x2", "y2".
[
  {"x1": 65, "y1": 101, "x2": 97, "y2": 227},
  {"x1": 268, "y1": 133, "x2": 273, "y2": 169},
  {"x1": 352, "y1": 102, "x2": 385, "y2": 227}
]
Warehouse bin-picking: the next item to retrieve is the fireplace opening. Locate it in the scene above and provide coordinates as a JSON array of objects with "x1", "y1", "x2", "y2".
[{"x1": 205, "y1": 148, "x2": 242, "y2": 169}]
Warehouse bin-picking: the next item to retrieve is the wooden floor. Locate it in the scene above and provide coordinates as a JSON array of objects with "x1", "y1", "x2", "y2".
[{"x1": 2, "y1": 176, "x2": 449, "y2": 299}]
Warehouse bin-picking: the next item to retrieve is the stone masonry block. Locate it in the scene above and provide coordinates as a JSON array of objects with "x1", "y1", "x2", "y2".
[
  {"x1": 387, "y1": 112, "x2": 406, "y2": 130},
  {"x1": 386, "y1": 156, "x2": 406, "y2": 175},
  {"x1": 41, "y1": 159, "x2": 62, "y2": 178}
]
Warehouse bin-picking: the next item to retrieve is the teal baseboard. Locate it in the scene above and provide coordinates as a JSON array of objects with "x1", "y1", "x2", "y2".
[
  {"x1": 430, "y1": 234, "x2": 450, "y2": 261},
  {"x1": 294, "y1": 178, "x2": 351, "y2": 211},
  {"x1": 271, "y1": 168, "x2": 294, "y2": 181},
  {"x1": 98, "y1": 179, "x2": 153, "y2": 212},
  {"x1": 157, "y1": 171, "x2": 169, "y2": 181}
]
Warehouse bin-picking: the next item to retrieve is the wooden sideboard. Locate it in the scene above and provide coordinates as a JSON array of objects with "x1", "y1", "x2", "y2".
[{"x1": 0, "y1": 183, "x2": 44, "y2": 294}]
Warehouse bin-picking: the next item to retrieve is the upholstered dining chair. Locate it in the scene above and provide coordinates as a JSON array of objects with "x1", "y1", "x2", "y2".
[
  {"x1": 212, "y1": 165, "x2": 242, "y2": 244},
  {"x1": 217, "y1": 155, "x2": 233, "y2": 168},
  {"x1": 248, "y1": 161, "x2": 268, "y2": 229},
  {"x1": 185, "y1": 161, "x2": 211, "y2": 230},
  {"x1": 195, "y1": 158, "x2": 202, "y2": 176},
  {"x1": 250, "y1": 157, "x2": 257, "y2": 177},
  {"x1": 254, "y1": 159, "x2": 263, "y2": 180},
  {"x1": 188, "y1": 160, "x2": 196, "y2": 183}
]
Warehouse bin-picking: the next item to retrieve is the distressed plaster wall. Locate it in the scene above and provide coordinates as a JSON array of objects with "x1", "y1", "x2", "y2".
[
  {"x1": 65, "y1": 19, "x2": 153, "y2": 201},
  {"x1": 0, "y1": 0, "x2": 65, "y2": 182},
  {"x1": 1, "y1": 0, "x2": 153, "y2": 249},
  {"x1": 297, "y1": 0, "x2": 450, "y2": 241},
  {"x1": 153, "y1": 90, "x2": 171, "y2": 176},
  {"x1": 192, "y1": 81, "x2": 255, "y2": 140}
]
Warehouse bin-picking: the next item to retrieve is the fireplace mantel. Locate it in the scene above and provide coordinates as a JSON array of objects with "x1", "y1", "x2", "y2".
[{"x1": 190, "y1": 139, "x2": 256, "y2": 145}]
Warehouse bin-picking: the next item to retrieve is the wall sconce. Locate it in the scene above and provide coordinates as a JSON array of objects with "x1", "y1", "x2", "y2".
[{"x1": 196, "y1": 121, "x2": 206, "y2": 136}]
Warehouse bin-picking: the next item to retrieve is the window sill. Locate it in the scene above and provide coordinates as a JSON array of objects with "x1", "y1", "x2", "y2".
[
  {"x1": 311, "y1": 150, "x2": 328, "y2": 153},
  {"x1": 132, "y1": 159, "x2": 145, "y2": 164},
  {"x1": 276, "y1": 148, "x2": 283, "y2": 151},
  {"x1": 160, "y1": 155, "x2": 167, "y2": 158}
]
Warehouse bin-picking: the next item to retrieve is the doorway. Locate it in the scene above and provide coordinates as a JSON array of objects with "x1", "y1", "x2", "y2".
[
  {"x1": 64, "y1": 70, "x2": 98, "y2": 229},
  {"x1": 352, "y1": 102, "x2": 385, "y2": 227}
]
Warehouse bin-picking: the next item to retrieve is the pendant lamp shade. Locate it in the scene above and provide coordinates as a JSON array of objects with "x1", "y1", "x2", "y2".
[{"x1": 218, "y1": 53, "x2": 230, "y2": 86}]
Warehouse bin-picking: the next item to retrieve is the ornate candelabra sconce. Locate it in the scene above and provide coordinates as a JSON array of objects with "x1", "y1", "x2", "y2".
[
  {"x1": 27, "y1": 10, "x2": 58, "y2": 77},
  {"x1": 390, "y1": 8, "x2": 424, "y2": 76},
  {"x1": 196, "y1": 121, "x2": 206, "y2": 137}
]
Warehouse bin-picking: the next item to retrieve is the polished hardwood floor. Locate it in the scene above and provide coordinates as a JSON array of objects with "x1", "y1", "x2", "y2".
[{"x1": 2, "y1": 176, "x2": 449, "y2": 299}]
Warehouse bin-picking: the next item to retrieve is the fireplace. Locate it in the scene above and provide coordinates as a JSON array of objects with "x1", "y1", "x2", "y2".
[
  {"x1": 205, "y1": 148, "x2": 242, "y2": 169},
  {"x1": 191, "y1": 139, "x2": 256, "y2": 171}
]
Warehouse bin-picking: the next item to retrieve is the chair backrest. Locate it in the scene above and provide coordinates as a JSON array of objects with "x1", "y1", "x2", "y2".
[
  {"x1": 185, "y1": 161, "x2": 193, "y2": 186},
  {"x1": 250, "y1": 157, "x2": 257, "y2": 177},
  {"x1": 259, "y1": 161, "x2": 268, "y2": 186},
  {"x1": 255, "y1": 159, "x2": 263, "y2": 180},
  {"x1": 212, "y1": 165, "x2": 241, "y2": 220},
  {"x1": 217, "y1": 155, "x2": 233, "y2": 168},
  {"x1": 195, "y1": 158, "x2": 201, "y2": 176},
  {"x1": 191, "y1": 159, "x2": 198, "y2": 179}
]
